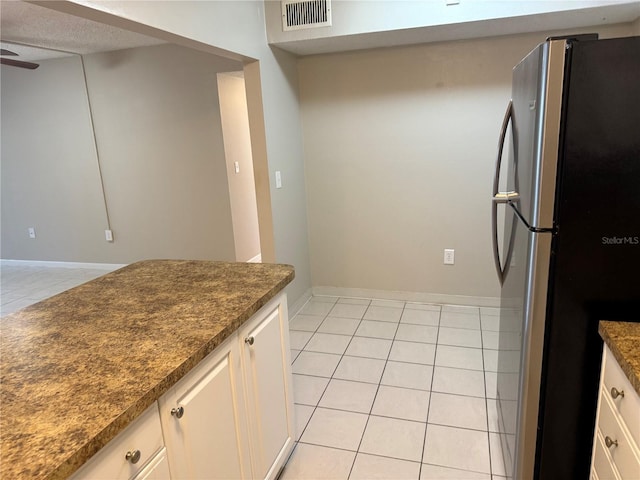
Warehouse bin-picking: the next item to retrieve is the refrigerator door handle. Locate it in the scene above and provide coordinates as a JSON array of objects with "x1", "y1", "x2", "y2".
[
  {"x1": 492, "y1": 101, "x2": 517, "y2": 285},
  {"x1": 493, "y1": 191, "x2": 521, "y2": 203},
  {"x1": 493, "y1": 100, "x2": 519, "y2": 200}
]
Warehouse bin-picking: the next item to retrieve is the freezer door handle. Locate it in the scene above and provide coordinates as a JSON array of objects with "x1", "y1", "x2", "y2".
[{"x1": 492, "y1": 101, "x2": 517, "y2": 285}]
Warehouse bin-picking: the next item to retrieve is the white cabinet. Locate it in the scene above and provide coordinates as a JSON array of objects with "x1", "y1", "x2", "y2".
[
  {"x1": 591, "y1": 344, "x2": 640, "y2": 480},
  {"x1": 240, "y1": 295, "x2": 295, "y2": 480},
  {"x1": 72, "y1": 293, "x2": 293, "y2": 480},
  {"x1": 70, "y1": 404, "x2": 166, "y2": 480},
  {"x1": 159, "y1": 292, "x2": 293, "y2": 479},
  {"x1": 132, "y1": 448, "x2": 171, "y2": 480},
  {"x1": 159, "y1": 334, "x2": 252, "y2": 479}
]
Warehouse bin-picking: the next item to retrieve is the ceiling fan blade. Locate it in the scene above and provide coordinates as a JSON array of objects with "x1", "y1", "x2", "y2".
[
  {"x1": 1, "y1": 58, "x2": 40, "y2": 69},
  {"x1": 0, "y1": 48, "x2": 19, "y2": 56}
]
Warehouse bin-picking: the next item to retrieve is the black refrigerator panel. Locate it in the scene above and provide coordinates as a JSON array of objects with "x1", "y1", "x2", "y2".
[{"x1": 536, "y1": 36, "x2": 640, "y2": 479}]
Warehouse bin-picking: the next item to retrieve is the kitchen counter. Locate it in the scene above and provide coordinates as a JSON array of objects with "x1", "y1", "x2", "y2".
[
  {"x1": 0, "y1": 260, "x2": 294, "y2": 480},
  {"x1": 599, "y1": 321, "x2": 640, "y2": 397}
]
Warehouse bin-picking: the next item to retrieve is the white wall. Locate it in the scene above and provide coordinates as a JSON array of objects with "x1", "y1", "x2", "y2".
[
  {"x1": 299, "y1": 23, "x2": 637, "y2": 301},
  {"x1": 218, "y1": 72, "x2": 261, "y2": 262}
]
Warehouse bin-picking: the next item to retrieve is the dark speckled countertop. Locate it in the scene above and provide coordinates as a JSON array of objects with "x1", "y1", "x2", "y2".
[
  {"x1": 0, "y1": 260, "x2": 294, "y2": 480},
  {"x1": 599, "y1": 321, "x2": 640, "y2": 396}
]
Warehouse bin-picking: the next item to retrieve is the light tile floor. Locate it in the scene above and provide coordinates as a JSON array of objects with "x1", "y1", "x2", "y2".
[
  {"x1": 282, "y1": 296, "x2": 508, "y2": 480},
  {"x1": 0, "y1": 263, "x2": 119, "y2": 316},
  {"x1": 1, "y1": 265, "x2": 509, "y2": 479}
]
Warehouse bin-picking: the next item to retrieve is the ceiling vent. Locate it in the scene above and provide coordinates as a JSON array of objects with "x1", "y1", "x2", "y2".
[{"x1": 282, "y1": 0, "x2": 331, "y2": 31}]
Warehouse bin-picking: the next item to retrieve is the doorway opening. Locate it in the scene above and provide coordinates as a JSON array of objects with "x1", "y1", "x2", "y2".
[{"x1": 218, "y1": 71, "x2": 261, "y2": 263}]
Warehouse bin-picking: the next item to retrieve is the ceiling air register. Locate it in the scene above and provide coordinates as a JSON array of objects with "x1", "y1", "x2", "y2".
[{"x1": 282, "y1": 0, "x2": 332, "y2": 31}]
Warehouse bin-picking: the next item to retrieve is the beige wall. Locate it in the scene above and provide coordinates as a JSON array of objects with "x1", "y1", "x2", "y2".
[
  {"x1": 1, "y1": 56, "x2": 109, "y2": 262},
  {"x1": 83, "y1": 44, "x2": 242, "y2": 262},
  {"x1": 218, "y1": 72, "x2": 261, "y2": 262},
  {"x1": 13, "y1": 1, "x2": 314, "y2": 307},
  {"x1": 2, "y1": 44, "x2": 243, "y2": 264},
  {"x1": 299, "y1": 23, "x2": 637, "y2": 300}
]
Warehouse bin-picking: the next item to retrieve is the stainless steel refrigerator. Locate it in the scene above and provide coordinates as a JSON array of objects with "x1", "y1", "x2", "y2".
[{"x1": 491, "y1": 34, "x2": 640, "y2": 479}]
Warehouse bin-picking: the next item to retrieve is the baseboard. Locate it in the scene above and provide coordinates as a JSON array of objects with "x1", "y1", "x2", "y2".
[
  {"x1": 246, "y1": 253, "x2": 262, "y2": 263},
  {"x1": 311, "y1": 286, "x2": 500, "y2": 308},
  {"x1": 288, "y1": 287, "x2": 313, "y2": 317},
  {"x1": 0, "y1": 259, "x2": 127, "y2": 270}
]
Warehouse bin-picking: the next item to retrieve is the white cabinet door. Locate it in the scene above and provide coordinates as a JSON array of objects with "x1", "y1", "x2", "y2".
[
  {"x1": 159, "y1": 336, "x2": 252, "y2": 479},
  {"x1": 132, "y1": 448, "x2": 171, "y2": 480},
  {"x1": 241, "y1": 294, "x2": 295, "y2": 480}
]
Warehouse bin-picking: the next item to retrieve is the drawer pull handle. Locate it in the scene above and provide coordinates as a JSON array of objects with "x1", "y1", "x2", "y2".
[
  {"x1": 245, "y1": 336, "x2": 255, "y2": 346},
  {"x1": 171, "y1": 406, "x2": 184, "y2": 419},
  {"x1": 125, "y1": 449, "x2": 141, "y2": 464},
  {"x1": 604, "y1": 436, "x2": 618, "y2": 449},
  {"x1": 610, "y1": 387, "x2": 625, "y2": 399}
]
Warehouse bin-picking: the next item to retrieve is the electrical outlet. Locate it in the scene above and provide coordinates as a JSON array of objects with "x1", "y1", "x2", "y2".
[
  {"x1": 275, "y1": 171, "x2": 282, "y2": 189},
  {"x1": 105, "y1": 229, "x2": 114, "y2": 242},
  {"x1": 28, "y1": 227, "x2": 36, "y2": 239},
  {"x1": 444, "y1": 248, "x2": 455, "y2": 265}
]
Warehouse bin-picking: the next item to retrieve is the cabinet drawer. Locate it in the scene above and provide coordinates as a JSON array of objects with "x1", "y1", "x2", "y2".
[
  {"x1": 597, "y1": 390, "x2": 640, "y2": 480},
  {"x1": 71, "y1": 403, "x2": 164, "y2": 480},
  {"x1": 593, "y1": 430, "x2": 621, "y2": 480},
  {"x1": 603, "y1": 346, "x2": 640, "y2": 448},
  {"x1": 132, "y1": 447, "x2": 171, "y2": 480}
]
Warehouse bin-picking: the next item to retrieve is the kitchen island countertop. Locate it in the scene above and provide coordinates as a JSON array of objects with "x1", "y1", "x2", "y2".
[
  {"x1": 0, "y1": 260, "x2": 294, "y2": 479},
  {"x1": 599, "y1": 320, "x2": 640, "y2": 397}
]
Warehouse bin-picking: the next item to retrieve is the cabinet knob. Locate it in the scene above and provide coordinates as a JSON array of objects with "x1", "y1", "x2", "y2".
[
  {"x1": 125, "y1": 449, "x2": 141, "y2": 464},
  {"x1": 171, "y1": 406, "x2": 184, "y2": 419},
  {"x1": 610, "y1": 387, "x2": 625, "y2": 399},
  {"x1": 245, "y1": 336, "x2": 255, "y2": 346},
  {"x1": 604, "y1": 436, "x2": 618, "y2": 449}
]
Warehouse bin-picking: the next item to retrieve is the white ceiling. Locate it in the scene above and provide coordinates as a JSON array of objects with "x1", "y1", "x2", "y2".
[
  {"x1": 2, "y1": 0, "x2": 638, "y2": 64},
  {"x1": 270, "y1": 2, "x2": 640, "y2": 56},
  {"x1": 0, "y1": 0, "x2": 165, "y2": 61}
]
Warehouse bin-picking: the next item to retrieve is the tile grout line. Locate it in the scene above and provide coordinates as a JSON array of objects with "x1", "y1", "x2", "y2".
[
  {"x1": 294, "y1": 439, "x2": 426, "y2": 466},
  {"x1": 426, "y1": 306, "x2": 494, "y2": 477},
  {"x1": 296, "y1": 297, "x2": 372, "y2": 457},
  {"x1": 417, "y1": 304, "x2": 442, "y2": 480},
  {"x1": 289, "y1": 298, "x2": 496, "y2": 479},
  {"x1": 346, "y1": 300, "x2": 406, "y2": 480},
  {"x1": 480, "y1": 312, "x2": 496, "y2": 479},
  {"x1": 291, "y1": 298, "x2": 340, "y2": 447},
  {"x1": 293, "y1": 370, "x2": 486, "y2": 397},
  {"x1": 344, "y1": 299, "x2": 382, "y2": 479}
]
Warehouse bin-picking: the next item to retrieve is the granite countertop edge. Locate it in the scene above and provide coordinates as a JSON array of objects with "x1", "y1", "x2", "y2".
[
  {"x1": 0, "y1": 260, "x2": 295, "y2": 480},
  {"x1": 598, "y1": 320, "x2": 640, "y2": 397},
  {"x1": 57, "y1": 271, "x2": 292, "y2": 480}
]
